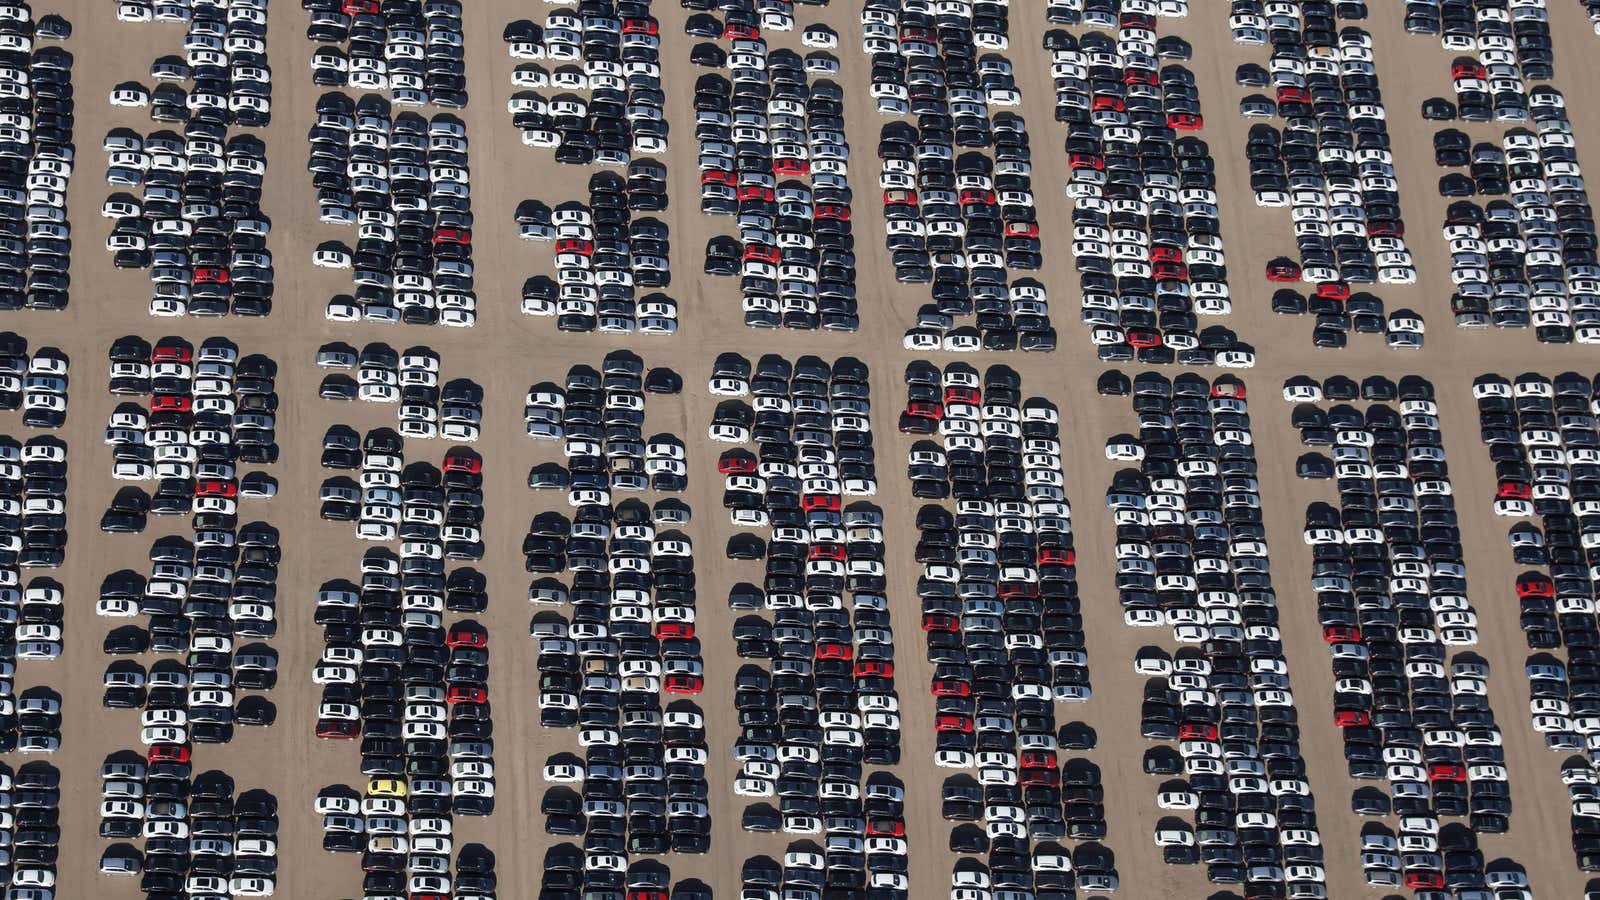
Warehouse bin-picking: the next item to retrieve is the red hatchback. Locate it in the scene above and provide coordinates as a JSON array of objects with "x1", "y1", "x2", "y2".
[
  {"x1": 930, "y1": 679, "x2": 971, "y2": 697},
  {"x1": 194, "y1": 267, "x2": 229, "y2": 284},
  {"x1": 935, "y1": 714, "x2": 974, "y2": 733},
  {"x1": 1334, "y1": 709, "x2": 1370, "y2": 727},
  {"x1": 1497, "y1": 481, "x2": 1531, "y2": 500},
  {"x1": 1266, "y1": 259, "x2": 1301, "y2": 282},
  {"x1": 665, "y1": 674, "x2": 703, "y2": 694},
  {"x1": 149, "y1": 743, "x2": 192, "y2": 762},
  {"x1": 434, "y1": 227, "x2": 471, "y2": 245},
  {"x1": 719, "y1": 451, "x2": 757, "y2": 474},
  {"x1": 922, "y1": 613, "x2": 958, "y2": 633},
  {"x1": 1315, "y1": 281, "x2": 1351, "y2": 301},
  {"x1": 856, "y1": 660, "x2": 893, "y2": 678},
  {"x1": 1517, "y1": 574, "x2": 1555, "y2": 598},
  {"x1": 944, "y1": 386, "x2": 979, "y2": 405},
  {"x1": 905, "y1": 401, "x2": 944, "y2": 420},
  {"x1": 802, "y1": 494, "x2": 840, "y2": 512},
  {"x1": 152, "y1": 395, "x2": 192, "y2": 413},
  {"x1": 443, "y1": 453, "x2": 481, "y2": 474},
  {"x1": 446, "y1": 627, "x2": 486, "y2": 649},
  {"x1": 1323, "y1": 625, "x2": 1361, "y2": 643},
  {"x1": 195, "y1": 480, "x2": 237, "y2": 498},
  {"x1": 447, "y1": 686, "x2": 487, "y2": 705}
]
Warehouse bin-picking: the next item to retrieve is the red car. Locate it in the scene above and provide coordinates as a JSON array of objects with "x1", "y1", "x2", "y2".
[
  {"x1": 656, "y1": 622, "x2": 694, "y2": 640},
  {"x1": 1151, "y1": 246, "x2": 1183, "y2": 263},
  {"x1": 905, "y1": 401, "x2": 944, "y2": 420},
  {"x1": 1039, "y1": 548, "x2": 1074, "y2": 566},
  {"x1": 1334, "y1": 709, "x2": 1370, "y2": 727},
  {"x1": 443, "y1": 453, "x2": 481, "y2": 474},
  {"x1": 194, "y1": 267, "x2": 229, "y2": 284},
  {"x1": 621, "y1": 18, "x2": 658, "y2": 34},
  {"x1": 1405, "y1": 872, "x2": 1445, "y2": 891},
  {"x1": 555, "y1": 238, "x2": 593, "y2": 255},
  {"x1": 629, "y1": 892, "x2": 668, "y2": 900},
  {"x1": 998, "y1": 581, "x2": 1039, "y2": 600},
  {"x1": 922, "y1": 613, "x2": 959, "y2": 632},
  {"x1": 1429, "y1": 763, "x2": 1467, "y2": 781},
  {"x1": 434, "y1": 227, "x2": 471, "y2": 245},
  {"x1": 316, "y1": 720, "x2": 360, "y2": 739},
  {"x1": 935, "y1": 714, "x2": 974, "y2": 733},
  {"x1": 802, "y1": 493, "x2": 840, "y2": 512},
  {"x1": 1265, "y1": 259, "x2": 1301, "y2": 282},
  {"x1": 815, "y1": 642, "x2": 852, "y2": 660},
  {"x1": 446, "y1": 627, "x2": 486, "y2": 649},
  {"x1": 856, "y1": 660, "x2": 893, "y2": 678},
  {"x1": 1168, "y1": 113, "x2": 1203, "y2": 130},
  {"x1": 1276, "y1": 86, "x2": 1310, "y2": 103},
  {"x1": 153, "y1": 342, "x2": 192, "y2": 363},
  {"x1": 1005, "y1": 221, "x2": 1039, "y2": 238},
  {"x1": 817, "y1": 205, "x2": 849, "y2": 221},
  {"x1": 1126, "y1": 329, "x2": 1163, "y2": 349},
  {"x1": 1451, "y1": 60, "x2": 1486, "y2": 79},
  {"x1": 809, "y1": 544, "x2": 846, "y2": 561},
  {"x1": 665, "y1": 673, "x2": 703, "y2": 694},
  {"x1": 1323, "y1": 625, "x2": 1361, "y2": 643},
  {"x1": 738, "y1": 184, "x2": 775, "y2": 202},
  {"x1": 944, "y1": 386, "x2": 980, "y2": 404},
  {"x1": 743, "y1": 244, "x2": 780, "y2": 264},
  {"x1": 149, "y1": 743, "x2": 192, "y2": 762},
  {"x1": 773, "y1": 158, "x2": 809, "y2": 176},
  {"x1": 930, "y1": 679, "x2": 971, "y2": 697},
  {"x1": 723, "y1": 22, "x2": 759, "y2": 38},
  {"x1": 867, "y1": 818, "x2": 905, "y2": 837},
  {"x1": 1019, "y1": 767, "x2": 1060, "y2": 787},
  {"x1": 1496, "y1": 481, "x2": 1531, "y2": 500},
  {"x1": 1020, "y1": 749, "x2": 1057, "y2": 769},
  {"x1": 1124, "y1": 69, "x2": 1158, "y2": 86},
  {"x1": 1068, "y1": 153, "x2": 1104, "y2": 170},
  {"x1": 1178, "y1": 723, "x2": 1218, "y2": 741},
  {"x1": 1211, "y1": 379, "x2": 1246, "y2": 399},
  {"x1": 195, "y1": 480, "x2": 237, "y2": 498},
  {"x1": 1153, "y1": 261, "x2": 1187, "y2": 280},
  {"x1": 1091, "y1": 95, "x2": 1125, "y2": 112},
  {"x1": 343, "y1": 0, "x2": 380, "y2": 13},
  {"x1": 700, "y1": 169, "x2": 732, "y2": 185},
  {"x1": 960, "y1": 189, "x2": 995, "y2": 206},
  {"x1": 152, "y1": 395, "x2": 192, "y2": 413},
  {"x1": 447, "y1": 686, "x2": 487, "y2": 705},
  {"x1": 719, "y1": 451, "x2": 757, "y2": 474},
  {"x1": 1516, "y1": 574, "x2": 1555, "y2": 598},
  {"x1": 1315, "y1": 281, "x2": 1351, "y2": 301}
]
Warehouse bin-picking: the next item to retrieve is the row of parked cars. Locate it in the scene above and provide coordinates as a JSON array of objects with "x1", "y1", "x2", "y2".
[
  {"x1": 524, "y1": 354, "x2": 686, "y2": 499},
  {"x1": 316, "y1": 341, "x2": 484, "y2": 441},
  {"x1": 0, "y1": 338, "x2": 66, "y2": 430},
  {"x1": 1404, "y1": 0, "x2": 1553, "y2": 83},
  {"x1": 693, "y1": 32, "x2": 862, "y2": 332},
  {"x1": 98, "y1": 762, "x2": 280, "y2": 897},
  {"x1": 0, "y1": 436, "x2": 64, "y2": 571},
  {"x1": 1105, "y1": 373, "x2": 1332, "y2": 898},
  {"x1": 103, "y1": 125, "x2": 274, "y2": 318},
  {"x1": 0, "y1": 762, "x2": 60, "y2": 896},
  {"x1": 99, "y1": 517, "x2": 282, "y2": 739},
  {"x1": 113, "y1": 0, "x2": 272, "y2": 128},
  {"x1": 860, "y1": 0, "x2": 1055, "y2": 350},
  {"x1": 1285, "y1": 378, "x2": 1522, "y2": 893},
  {"x1": 523, "y1": 351, "x2": 712, "y2": 887},
  {"x1": 1469, "y1": 372, "x2": 1600, "y2": 871},
  {"x1": 311, "y1": 93, "x2": 477, "y2": 327},
  {"x1": 0, "y1": 8, "x2": 72, "y2": 314},
  {"x1": 1054, "y1": 23, "x2": 1248, "y2": 361},
  {"x1": 1438, "y1": 106, "x2": 1599, "y2": 342},
  {"x1": 304, "y1": 0, "x2": 466, "y2": 109},
  {"x1": 312, "y1": 432, "x2": 499, "y2": 898},
  {"x1": 519, "y1": 179, "x2": 677, "y2": 334},
  {"x1": 1234, "y1": 18, "x2": 1419, "y2": 296},
  {"x1": 502, "y1": 2, "x2": 666, "y2": 165},
  {"x1": 712, "y1": 355, "x2": 899, "y2": 841},
  {"x1": 900, "y1": 362, "x2": 1103, "y2": 897}
]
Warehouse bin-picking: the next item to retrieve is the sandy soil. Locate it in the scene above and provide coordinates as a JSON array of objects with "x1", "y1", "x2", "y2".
[{"x1": 13, "y1": 0, "x2": 1600, "y2": 898}]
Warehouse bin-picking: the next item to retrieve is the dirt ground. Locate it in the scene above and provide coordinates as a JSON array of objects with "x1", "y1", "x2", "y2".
[{"x1": 17, "y1": 0, "x2": 1600, "y2": 898}]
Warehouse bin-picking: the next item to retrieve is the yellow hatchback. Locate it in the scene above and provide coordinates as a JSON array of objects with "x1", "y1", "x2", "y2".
[{"x1": 367, "y1": 778, "x2": 407, "y2": 798}]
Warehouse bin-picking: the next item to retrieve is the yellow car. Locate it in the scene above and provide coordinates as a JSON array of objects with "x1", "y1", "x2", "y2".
[{"x1": 367, "y1": 778, "x2": 407, "y2": 798}]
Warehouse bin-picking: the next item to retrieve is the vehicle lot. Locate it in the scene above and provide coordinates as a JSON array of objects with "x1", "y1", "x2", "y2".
[{"x1": 27, "y1": 0, "x2": 1600, "y2": 899}]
